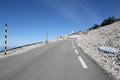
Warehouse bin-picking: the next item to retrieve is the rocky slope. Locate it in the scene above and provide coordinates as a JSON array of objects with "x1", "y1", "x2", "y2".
[{"x1": 76, "y1": 21, "x2": 120, "y2": 80}]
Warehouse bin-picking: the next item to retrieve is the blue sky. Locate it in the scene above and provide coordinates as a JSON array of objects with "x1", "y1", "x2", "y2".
[{"x1": 0, "y1": 0, "x2": 120, "y2": 48}]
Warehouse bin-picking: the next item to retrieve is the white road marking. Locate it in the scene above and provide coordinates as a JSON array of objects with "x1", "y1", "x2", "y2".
[
  {"x1": 72, "y1": 41, "x2": 74, "y2": 46},
  {"x1": 73, "y1": 46, "x2": 75, "y2": 49},
  {"x1": 78, "y1": 56, "x2": 88, "y2": 69},
  {"x1": 72, "y1": 40, "x2": 76, "y2": 49},
  {"x1": 75, "y1": 49, "x2": 78, "y2": 54}
]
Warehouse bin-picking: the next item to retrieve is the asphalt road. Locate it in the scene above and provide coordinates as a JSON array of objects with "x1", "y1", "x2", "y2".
[{"x1": 0, "y1": 39, "x2": 112, "y2": 80}]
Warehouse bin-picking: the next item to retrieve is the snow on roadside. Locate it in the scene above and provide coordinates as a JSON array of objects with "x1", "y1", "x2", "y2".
[
  {"x1": 76, "y1": 21, "x2": 120, "y2": 80},
  {"x1": 69, "y1": 35, "x2": 80, "y2": 39},
  {"x1": 99, "y1": 46, "x2": 120, "y2": 54}
]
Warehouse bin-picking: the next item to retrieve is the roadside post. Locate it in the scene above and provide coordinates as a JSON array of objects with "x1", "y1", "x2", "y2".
[{"x1": 4, "y1": 24, "x2": 7, "y2": 55}]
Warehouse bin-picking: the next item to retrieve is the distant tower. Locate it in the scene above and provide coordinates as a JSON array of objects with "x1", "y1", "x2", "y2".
[{"x1": 45, "y1": 32, "x2": 48, "y2": 44}]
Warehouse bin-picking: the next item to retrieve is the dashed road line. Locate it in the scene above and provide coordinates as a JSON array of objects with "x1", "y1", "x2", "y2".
[
  {"x1": 72, "y1": 41, "x2": 74, "y2": 46},
  {"x1": 78, "y1": 56, "x2": 88, "y2": 69},
  {"x1": 72, "y1": 40, "x2": 76, "y2": 49},
  {"x1": 73, "y1": 46, "x2": 75, "y2": 49},
  {"x1": 75, "y1": 49, "x2": 78, "y2": 54},
  {"x1": 72, "y1": 40, "x2": 88, "y2": 69}
]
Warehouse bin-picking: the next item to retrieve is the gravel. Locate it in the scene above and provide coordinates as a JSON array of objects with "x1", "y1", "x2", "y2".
[{"x1": 76, "y1": 21, "x2": 120, "y2": 80}]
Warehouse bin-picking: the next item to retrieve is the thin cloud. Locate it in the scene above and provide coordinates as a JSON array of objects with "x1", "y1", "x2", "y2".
[
  {"x1": 78, "y1": 0, "x2": 101, "y2": 23},
  {"x1": 43, "y1": 0, "x2": 83, "y2": 22},
  {"x1": 45, "y1": 0, "x2": 98, "y2": 22},
  {"x1": 42, "y1": 0, "x2": 100, "y2": 23}
]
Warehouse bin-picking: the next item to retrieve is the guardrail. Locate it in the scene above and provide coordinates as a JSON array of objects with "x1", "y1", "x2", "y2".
[{"x1": 0, "y1": 42, "x2": 43, "y2": 53}]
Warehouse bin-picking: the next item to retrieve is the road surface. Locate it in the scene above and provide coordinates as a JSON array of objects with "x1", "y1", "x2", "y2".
[{"x1": 0, "y1": 39, "x2": 112, "y2": 80}]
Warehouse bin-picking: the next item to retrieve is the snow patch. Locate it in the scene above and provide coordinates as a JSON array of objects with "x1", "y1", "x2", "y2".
[
  {"x1": 99, "y1": 46, "x2": 120, "y2": 54},
  {"x1": 69, "y1": 35, "x2": 80, "y2": 39}
]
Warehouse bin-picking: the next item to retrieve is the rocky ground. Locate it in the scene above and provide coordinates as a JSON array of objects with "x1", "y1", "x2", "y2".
[{"x1": 76, "y1": 21, "x2": 120, "y2": 80}]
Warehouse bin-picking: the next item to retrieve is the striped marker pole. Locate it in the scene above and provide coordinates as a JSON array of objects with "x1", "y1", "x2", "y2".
[{"x1": 4, "y1": 24, "x2": 7, "y2": 55}]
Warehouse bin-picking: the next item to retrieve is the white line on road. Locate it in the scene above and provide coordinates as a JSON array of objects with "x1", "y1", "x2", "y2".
[
  {"x1": 78, "y1": 56, "x2": 88, "y2": 69},
  {"x1": 75, "y1": 49, "x2": 78, "y2": 54},
  {"x1": 72, "y1": 41, "x2": 74, "y2": 46},
  {"x1": 72, "y1": 40, "x2": 76, "y2": 49},
  {"x1": 73, "y1": 46, "x2": 75, "y2": 49}
]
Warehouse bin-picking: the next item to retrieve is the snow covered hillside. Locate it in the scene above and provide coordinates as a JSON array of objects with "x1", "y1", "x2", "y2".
[{"x1": 76, "y1": 21, "x2": 120, "y2": 80}]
